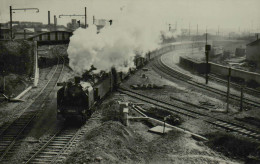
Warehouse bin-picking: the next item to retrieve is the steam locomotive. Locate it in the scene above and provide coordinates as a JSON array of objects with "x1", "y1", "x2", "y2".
[
  {"x1": 57, "y1": 68, "x2": 130, "y2": 122},
  {"x1": 56, "y1": 41, "x2": 204, "y2": 122},
  {"x1": 57, "y1": 77, "x2": 92, "y2": 122}
]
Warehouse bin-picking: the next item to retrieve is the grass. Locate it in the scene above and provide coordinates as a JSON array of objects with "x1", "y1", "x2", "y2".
[{"x1": 206, "y1": 132, "x2": 260, "y2": 160}]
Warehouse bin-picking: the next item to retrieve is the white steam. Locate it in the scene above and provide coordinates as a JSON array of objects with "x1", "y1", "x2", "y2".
[{"x1": 67, "y1": 1, "x2": 167, "y2": 75}]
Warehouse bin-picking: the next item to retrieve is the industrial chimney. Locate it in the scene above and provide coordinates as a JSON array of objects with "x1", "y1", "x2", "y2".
[{"x1": 48, "y1": 11, "x2": 50, "y2": 25}]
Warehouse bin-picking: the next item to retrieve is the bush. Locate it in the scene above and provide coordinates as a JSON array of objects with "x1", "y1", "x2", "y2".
[
  {"x1": 206, "y1": 132, "x2": 259, "y2": 159},
  {"x1": 0, "y1": 40, "x2": 34, "y2": 76}
]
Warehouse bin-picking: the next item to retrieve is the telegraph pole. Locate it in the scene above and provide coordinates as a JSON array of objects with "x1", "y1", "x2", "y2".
[
  {"x1": 205, "y1": 32, "x2": 210, "y2": 84},
  {"x1": 10, "y1": 6, "x2": 12, "y2": 39},
  {"x1": 85, "y1": 7, "x2": 87, "y2": 28},
  {"x1": 10, "y1": 6, "x2": 39, "y2": 40},
  {"x1": 226, "y1": 67, "x2": 231, "y2": 113},
  {"x1": 59, "y1": 7, "x2": 87, "y2": 28}
]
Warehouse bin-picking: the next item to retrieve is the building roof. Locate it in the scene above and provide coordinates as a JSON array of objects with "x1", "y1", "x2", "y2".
[
  {"x1": 56, "y1": 27, "x2": 68, "y2": 31},
  {"x1": 40, "y1": 28, "x2": 49, "y2": 32},
  {"x1": 0, "y1": 27, "x2": 10, "y2": 30},
  {"x1": 247, "y1": 39, "x2": 260, "y2": 46},
  {"x1": 24, "y1": 28, "x2": 35, "y2": 33},
  {"x1": 15, "y1": 28, "x2": 35, "y2": 33}
]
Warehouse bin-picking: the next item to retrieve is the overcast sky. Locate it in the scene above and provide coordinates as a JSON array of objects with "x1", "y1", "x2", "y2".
[{"x1": 1, "y1": 0, "x2": 260, "y2": 33}]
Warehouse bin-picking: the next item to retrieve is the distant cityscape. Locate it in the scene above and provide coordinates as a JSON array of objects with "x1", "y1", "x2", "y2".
[{"x1": 0, "y1": 19, "x2": 108, "y2": 40}]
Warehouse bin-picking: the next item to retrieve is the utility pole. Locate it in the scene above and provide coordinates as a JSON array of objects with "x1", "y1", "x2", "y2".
[
  {"x1": 226, "y1": 67, "x2": 231, "y2": 113},
  {"x1": 218, "y1": 26, "x2": 219, "y2": 36},
  {"x1": 59, "y1": 7, "x2": 87, "y2": 28},
  {"x1": 206, "y1": 27, "x2": 207, "y2": 44},
  {"x1": 169, "y1": 24, "x2": 171, "y2": 31},
  {"x1": 10, "y1": 6, "x2": 12, "y2": 39},
  {"x1": 205, "y1": 32, "x2": 210, "y2": 84},
  {"x1": 10, "y1": 6, "x2": 39, "y2": 40},
  {"x1": 93, "y1": 15, "x2": 95, "y2": 24},
  {"x1": 85, "y1": 7, "x2": 87, "y2": 28}
]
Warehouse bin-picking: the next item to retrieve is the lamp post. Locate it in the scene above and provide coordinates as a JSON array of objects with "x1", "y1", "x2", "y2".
[
  {"x1": 59, "y1": 7, "x2": 87, "y2": 28},
  {"x1": 9, "y1": 6, "x2": 39, "y2": 39}
]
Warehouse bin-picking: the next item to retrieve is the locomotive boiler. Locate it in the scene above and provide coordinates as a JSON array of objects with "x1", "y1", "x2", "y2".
[{"x1": 57, "y1": 77, "x2": 93, "y2": 122}]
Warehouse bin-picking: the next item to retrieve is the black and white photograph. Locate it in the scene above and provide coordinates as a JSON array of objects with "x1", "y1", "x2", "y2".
[{"x1": 0, "y1": 0, "x2": 260, "y2": 163}]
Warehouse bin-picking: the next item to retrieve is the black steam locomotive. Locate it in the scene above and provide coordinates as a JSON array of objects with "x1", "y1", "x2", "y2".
[
  {"x1": 57, "y1": 69, "x2": 127, "y2": 122},
  {"x1": 57, "y1": 77, "x2": 93, "y2": 122}
]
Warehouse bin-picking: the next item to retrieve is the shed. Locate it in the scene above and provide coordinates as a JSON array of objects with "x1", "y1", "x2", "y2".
[{"x1": 246, "y1": 39, "x2": 260, "y2": 67}]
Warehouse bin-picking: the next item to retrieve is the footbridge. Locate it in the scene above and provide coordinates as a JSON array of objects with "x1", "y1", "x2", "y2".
[{"x1": 27, "y1": 31, "x2": 72, "y2": 45}]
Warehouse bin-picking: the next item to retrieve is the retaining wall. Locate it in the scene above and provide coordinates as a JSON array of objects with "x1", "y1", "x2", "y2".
[
  {"x1": 210, "y1": 62, "x2": 260, "y2": 84},
  {"x1": 179, "y1": 56, "x2": 260, "y2": 85}
]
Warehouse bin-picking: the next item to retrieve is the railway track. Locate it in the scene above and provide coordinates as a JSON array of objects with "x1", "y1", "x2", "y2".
[
  {"x1": 118, "y1": 88, "x2": 205, "y2": 119},
  {"x1": 153, "y1": 56, "x2": 260, "y2": 109},
  {"x1": 118, "y1": 87, "x2": 260, "y2": 141},
  {"x1": 208, "y1": 73, "x2": 260, "y2": 96},
  {"x1": 25, "y1": 127, "x2": 85, "y2": 164},
  {"x1": 0, "y1": 56, "x2": 65, "y2": 162}
]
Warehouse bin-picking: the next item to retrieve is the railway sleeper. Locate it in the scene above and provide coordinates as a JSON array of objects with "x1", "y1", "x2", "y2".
[
  {"x1": 44, "y1": 148, "x2": 63, "y2": 152},
  {"x1": 32, "y1": 158, "x2": 53, "y2": 162},
  {"x1": 211, "y1": 122, "x2": 260, "y2": 139},
  {"x1": 51, "y1": 140, "x2": 69, "y2": 143}
]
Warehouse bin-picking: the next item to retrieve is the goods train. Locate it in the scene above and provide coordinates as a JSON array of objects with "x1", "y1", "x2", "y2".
[{"x1": 57, "y1": 41, "x2": 205, "y2": 122}]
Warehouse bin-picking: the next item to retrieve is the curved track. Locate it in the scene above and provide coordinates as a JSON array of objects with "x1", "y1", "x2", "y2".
[
  {"x1": 118, "y1": 87, "x2": 260, "y2": 141},
  {"x1": 0, "y1": 56, "x2": 65, "y2": 162},
  {"x1": 152, "y1": 56, "x2": 260, "y2": 109}
]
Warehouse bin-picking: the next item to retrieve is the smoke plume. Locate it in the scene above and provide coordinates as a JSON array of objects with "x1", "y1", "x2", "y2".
[{"x1": 67, "y1": 1, "x2": 168, "y2": 75}]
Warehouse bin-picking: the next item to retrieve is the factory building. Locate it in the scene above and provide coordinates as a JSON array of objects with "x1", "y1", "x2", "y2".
[{"x1": 246, "y1": 39, "x2": 260, "y2": 68}]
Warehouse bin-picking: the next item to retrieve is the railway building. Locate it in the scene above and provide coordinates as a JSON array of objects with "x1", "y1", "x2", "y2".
[{"x1": 246, "y1": 38, "x2": 260, "y2": 68}]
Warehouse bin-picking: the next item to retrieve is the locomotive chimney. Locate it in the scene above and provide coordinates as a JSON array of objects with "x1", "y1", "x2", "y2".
[{"x1": 75, "y1": 76, "x2": 81, "y2": 84}]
